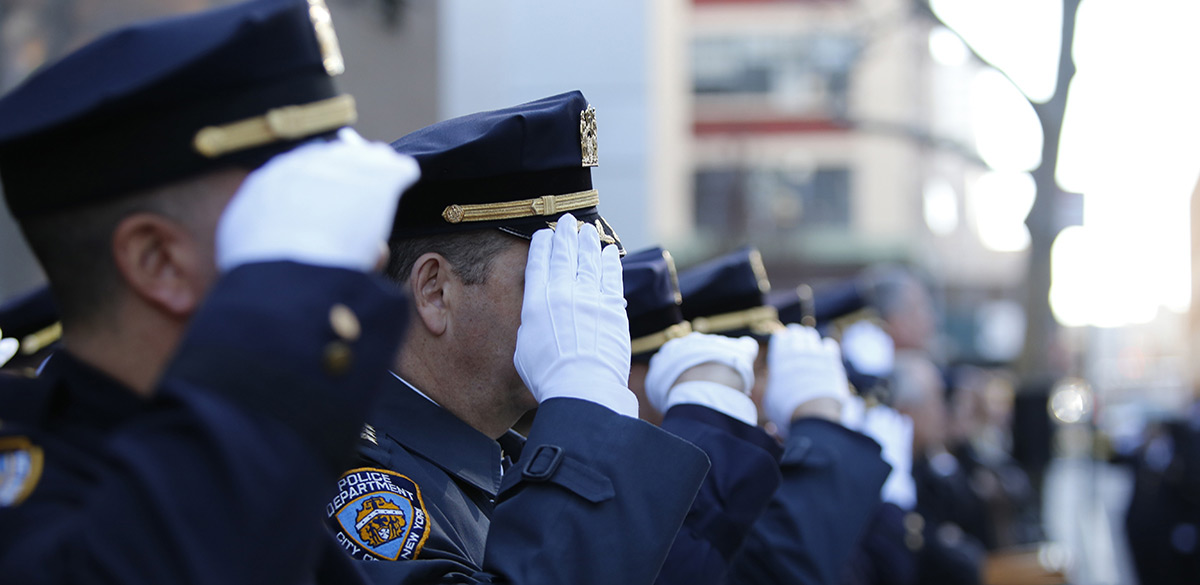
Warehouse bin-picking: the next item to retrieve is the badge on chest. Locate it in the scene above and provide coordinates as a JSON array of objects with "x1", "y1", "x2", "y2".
[{"x1": 327, "y1": 467, "x2": 430, "y2": 561}]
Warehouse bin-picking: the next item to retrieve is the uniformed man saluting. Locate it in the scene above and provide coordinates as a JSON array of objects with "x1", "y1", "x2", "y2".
[
  {"x1": 0, "y1": 1, "x2": 423, "y2": 583},
  {"x1": 323, "y1": 92, "x2": 711, "y2": 585}
]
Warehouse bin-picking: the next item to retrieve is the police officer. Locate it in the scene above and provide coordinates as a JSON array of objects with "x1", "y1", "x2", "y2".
[
  {"x1": 0, "y1": 1, "x2": 422, "y2": 583},
  {"x1": 665, "y1": 248, "x2": 893, "y2": 585},
  {"x1": 622, "y1": 246, "x2": 784, "y2": 585},
  {"x1": 322, "y1": 92, "x2": 710, "y2": 585}
]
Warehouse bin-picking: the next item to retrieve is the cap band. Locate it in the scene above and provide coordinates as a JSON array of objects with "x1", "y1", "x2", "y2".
[
  {"x1": 21, "y1": 322, "x2": 61, "y2": 355},
  {"x1": 630, "y1": 321, "x2": 693, "y2": 355},
  {"x1": 441, "y1": 189, "x2": 599, "y2": 224},
  {"x1": 194, "y1": 94, "x2": 356, "y2": 158},
  {"x1": 692, "y1": 305, "x2": 783, "y2": 336}
]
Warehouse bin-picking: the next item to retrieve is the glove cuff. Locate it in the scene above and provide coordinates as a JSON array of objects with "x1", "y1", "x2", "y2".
[
  {"x1": 537, "y1": 381, "x2": 640, "y2": 418},
  {"x1": 667, "y1": 381, "x2": 758, "y2": 426}
]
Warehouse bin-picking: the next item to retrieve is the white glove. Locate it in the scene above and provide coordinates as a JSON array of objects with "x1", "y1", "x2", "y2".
[
  {"x1": 859, "y1": 402, "x2": 917, "y2": 509},
  {"x1": 644, "y1": 332, "x2": 759, "y2": 425},
  {"x1": 842, "y1": 321, "x2": 895, "y2": 377},
  {"x1": 513, "y1": 214, "x2": 637, "y2": 417},
  {"x1": 217, "y1": 128, "x2": 420, "y2": 272},
  {"x1": 764, "y1": 324, "x2": 851, "y2": 434}
]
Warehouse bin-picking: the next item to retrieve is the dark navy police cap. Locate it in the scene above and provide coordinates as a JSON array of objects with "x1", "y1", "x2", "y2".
[
  {"x1": 622, "y1": 247, "x2": 692, "y2": 360},
  {"x1": 389, "y1": 91, "x2": 622, "y2": 252},
  {"x1": 0, "y1": 0, "x2": 356, "y2": 219},
  {"x1": 771, "y1": 278, "x2": 870, "y2": 329},
  {"x1": 768, "y1": 285, "x2": 815, "y2": 328},
  {"x1": 679, "y1": 247, "x2": 783, "y2": 338}
]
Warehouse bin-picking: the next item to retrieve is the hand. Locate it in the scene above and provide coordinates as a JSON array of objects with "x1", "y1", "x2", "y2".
[
  {"x1": 764, "y1": 324, "x2": 850, "y2": 434},
  {"x1": 841, "y1": 321, "x2": 895, "y2": 377},
  {"x1": 513, "y1": 214, "x2": 637, "y2": 417},
  {"x1": 217, "y1": 128, "x2": 420, "y2": 272},
  {"x1": 858, "y1": 401, "x2": 916, "y2": 509},
  {"x1": 644, "y1": 332, "x2": 759, "y2": 425}
]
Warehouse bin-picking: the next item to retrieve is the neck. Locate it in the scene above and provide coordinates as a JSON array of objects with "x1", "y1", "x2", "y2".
[
  {"x1": 393, "y1": 333, "x2": 526, "y2": 440},
  {"x1": 61, "y1": 303, "x2": 182, "y2": 397}
]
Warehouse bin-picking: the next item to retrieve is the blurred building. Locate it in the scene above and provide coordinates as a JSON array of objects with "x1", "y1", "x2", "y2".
[{"x1": 672, "y1": 0, "x2": 1034, "y2": 364}]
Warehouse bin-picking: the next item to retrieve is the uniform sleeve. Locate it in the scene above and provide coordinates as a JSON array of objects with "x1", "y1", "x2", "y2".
[
  {"x1": 727, "y1": 417, "x2": 891, "y2": 585},
  {"x1": 355, "y1": 397, "x2": 711, "y2": 585},
  {"x1": 0, "y1": 262, "x2": 408, "y2": 585},
  {"x1": 653, "y1": 405, "x2": 783, "y2": 585}
]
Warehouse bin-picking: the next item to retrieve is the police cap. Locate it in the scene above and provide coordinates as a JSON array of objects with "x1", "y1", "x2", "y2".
[
  {"x1": 678, "y1": 247, "x2": 783, "y2": 338},
  {"x1": 388, "y1": 91, "x2": 622, "y2": 252},
  {"x1": 622, "y1": 247, "x2": 691, "y2": 360},
  {"x1": 0, "y1": 0, "x2": 355, "y2": 219}
]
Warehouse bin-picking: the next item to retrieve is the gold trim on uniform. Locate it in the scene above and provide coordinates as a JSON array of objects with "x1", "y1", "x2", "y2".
[
  {"x1": 796, "y1": 284, "x2": 817, "y2": 327},
  {"x1": 193, "y1": 94, "x2": 358, "y2": 158},
  {"x1": 748, "y1": 249, "x2": 771, "y2": 294},
  {"x1": 441, "y1": 189, "x2": 599, "y2": 224},
  {"x1": 20, "y1": 322, "x2": 61, "y2": 356},
  {"x1": 630, "y1": 321, "x2": 693, "y2": 355},
  {"x1": 329, "y1": 304, "x2": 361, "y2": 341},
  {"x1": 691, "y1": 305, "x2": 783, "y2": 336},
  {"x1": 307, "y1": 0, "x2": 345, "y2": 75},
  {"x1": 545, "y1": 218, "x2": 618, "y2": 247},
  {"x1": 580, "y1": 106, "x2": 598, "y2": 167}
]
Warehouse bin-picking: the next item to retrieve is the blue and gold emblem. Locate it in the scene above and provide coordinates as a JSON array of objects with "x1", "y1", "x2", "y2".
[
  {"x1": 0, "y1": 436, "x2": 43, "y2": 507},
  {"x1": 327, "y1": 468, "x2": 429, "y2": 561}
]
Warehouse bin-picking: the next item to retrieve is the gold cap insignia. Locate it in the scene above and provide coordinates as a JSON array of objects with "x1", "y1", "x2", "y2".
[
  {"x1": 307, "y1": 0, "x2": 345, "y2": 76},
  {"x1": 580, "y1": 106, "x2": 598, "y2": 167}
]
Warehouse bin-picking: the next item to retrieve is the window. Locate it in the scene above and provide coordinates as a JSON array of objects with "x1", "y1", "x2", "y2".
[
  {"x1": 692, "y1": 34, "x2": 860, "y2": 119},
  {"x1": 694, "y1": 166, "x2": 852, "y2": 236}
]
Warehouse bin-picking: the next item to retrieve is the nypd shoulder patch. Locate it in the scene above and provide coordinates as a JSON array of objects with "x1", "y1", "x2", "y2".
[
  {"x1": 0, "y1": 436, "x2": 43, "y2": 507},
  {"x1": 327, "y1": 467, "x2": 430, "y2": 561}
]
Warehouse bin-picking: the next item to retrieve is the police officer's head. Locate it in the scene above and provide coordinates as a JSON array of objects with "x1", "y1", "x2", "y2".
[
  {"x1": 386, "y1": 91, "x2": 622, "y2": 435},
  {"x1": 0, "y1": 0, "x2": 356, "y2": 380}
]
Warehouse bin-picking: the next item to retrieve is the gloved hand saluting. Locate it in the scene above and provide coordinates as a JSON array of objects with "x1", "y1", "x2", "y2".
[
  {"x1": 764, "y1": 324, "x2": 851, "y2": 436},
  {"x1": 217, "y1": 128, "x2": 420, "y2": 272},
  {"x1": 644, "y1": 332, "x2": 760, "y2": 426},
  {"x1": 514, "y1": 214, "x2": 638, "y2": 417}
]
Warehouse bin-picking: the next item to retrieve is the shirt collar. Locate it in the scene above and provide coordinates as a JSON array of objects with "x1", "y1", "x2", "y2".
[{"x1": 370, "y1": 375, "x2": 522, "y2": 496}]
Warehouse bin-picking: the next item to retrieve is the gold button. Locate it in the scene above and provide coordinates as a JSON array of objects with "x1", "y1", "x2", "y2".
[
  {"x1": 329, "y1": 304, "x2": 361, "y2": 341},
  {"x1": 323, "y1": 341, "x2": 353, "y2": 375},
  {"x1": 904, "y1": 512, "x2": 926, "y2": 533}
]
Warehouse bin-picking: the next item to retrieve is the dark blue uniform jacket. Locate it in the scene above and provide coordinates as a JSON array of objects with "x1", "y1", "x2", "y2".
[
  {"x1": 728, "y1": 418, "x2": 891, "y2": 585},
  {"x1": 326, "y1": 376, "x2": 710, "y2": 585},
  {"x1": 655, "y1": 405, "x2": 784, "y2": 585},
  {"x1": 0, "y1": 262, "x2": 408, "y2": 585}
]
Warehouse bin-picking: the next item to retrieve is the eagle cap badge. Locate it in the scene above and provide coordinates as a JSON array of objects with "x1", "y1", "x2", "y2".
[{"x1": 580, "y1": 105, "x2": 598, "y2": 167}]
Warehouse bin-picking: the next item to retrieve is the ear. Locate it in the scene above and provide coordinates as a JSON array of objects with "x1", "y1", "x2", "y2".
[
  {"x1": 111, "y1": 213, "x2": 208, "y2": 319},
  {"x1": 409, "y1": 252, "x2": 454, "y2": 336}
]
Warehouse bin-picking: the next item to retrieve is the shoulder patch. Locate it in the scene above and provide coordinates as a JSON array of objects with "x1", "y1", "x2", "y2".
[
  {"x1": 0, "y1": 436, "x2": 43, "y2": 506},
  {"x1": 327, "y1": 467, "x2": 430, "y2": 561}
]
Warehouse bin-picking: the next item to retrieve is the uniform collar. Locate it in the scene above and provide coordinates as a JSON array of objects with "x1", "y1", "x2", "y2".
[
  {"x1": 370, "y1": 375, "x2": 524, "y2": 496},
  {"x1": 39, "y1": 351, "x2": 147, "y2": 430}
]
